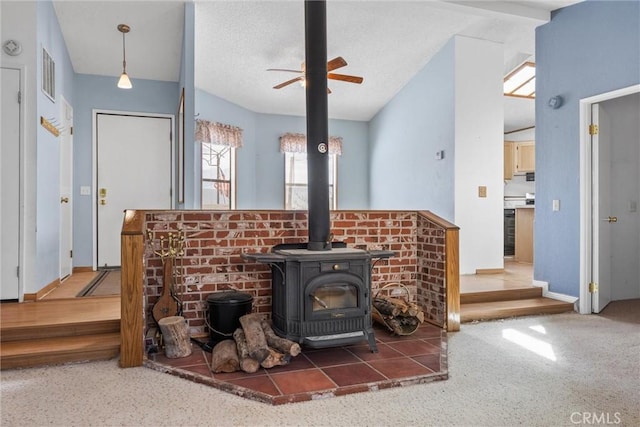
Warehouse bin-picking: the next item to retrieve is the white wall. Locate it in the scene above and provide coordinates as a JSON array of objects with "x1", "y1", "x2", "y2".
[{"x1": 453, "y1": 36, "x2": 504, "y2": 274}]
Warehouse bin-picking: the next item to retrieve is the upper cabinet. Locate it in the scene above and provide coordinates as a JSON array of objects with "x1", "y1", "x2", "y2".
[
  {"x1": 515, "y1": 141, "x2": 535, "y2": 173},
  {"x1": 504, "y1": 140, "x2": 535, "y2": 179}
]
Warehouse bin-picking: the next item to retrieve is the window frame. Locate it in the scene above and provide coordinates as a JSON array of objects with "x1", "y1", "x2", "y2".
[
  {"x1": 284, "y1": 151, "x2": 337, "y2": 210},
  {"x1": 200, "y1": 142, "x2": 237, "y2": 210}
]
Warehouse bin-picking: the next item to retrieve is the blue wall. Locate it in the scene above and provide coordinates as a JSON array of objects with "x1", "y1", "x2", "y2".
[
  {"x1": 195, "y1": 89, "x2": 370, "y2": 210},
  {"x1": 72, "y1": 75, "x2": 179, "y2": 267},
  {"x1": 535, "y1": 0, "x2": 640, "y2": 296},
  {"x1": 35, "y1": 1, "x2": 75, "y2": 287},
  {"x1": 369, "y1": 38, "x2": 455, "y2": 221}
]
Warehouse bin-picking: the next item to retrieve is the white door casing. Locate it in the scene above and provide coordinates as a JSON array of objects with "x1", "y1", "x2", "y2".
[
  {"x1": 59, "y1": 97, "x2": 73, "y2": 280},
  {"x1": 1, "y1": 68, "x2": 21, "y2": 300},
  {"x1": 95, "y1": 112, "x2": 173, "y2": 267}
]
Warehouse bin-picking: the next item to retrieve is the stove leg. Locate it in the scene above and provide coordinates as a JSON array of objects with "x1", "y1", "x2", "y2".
[{"x1": 366, "y1": 329, "x2": 378, "y2": 353}]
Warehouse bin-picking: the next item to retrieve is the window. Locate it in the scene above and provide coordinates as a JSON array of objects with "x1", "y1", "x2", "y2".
[
  {"x1": 504, "y1": 62, "x2": 535, "y2": 99},
  {"x1": 196, "y1": 119, "x2": 242, "y2": 209},
  {"x1": 285, "y1": 152, "x2": 337, "y2": 210},
  {"x1": 202, "y1": 143, "x2": 235, "y2": 209}
]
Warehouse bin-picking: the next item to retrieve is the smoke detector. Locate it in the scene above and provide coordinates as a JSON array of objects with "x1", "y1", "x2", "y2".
[{"x1": 3, "y1": 39, "x2": 22, "y2": 56}]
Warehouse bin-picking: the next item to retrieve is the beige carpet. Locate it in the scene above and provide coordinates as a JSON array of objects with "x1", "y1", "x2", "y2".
[
  {"x1": 1, "y1": 302, "x2": 638, "y2": 427},
  {"x1": 77, "y1": 270, "x2": 120, "y2": 297}
]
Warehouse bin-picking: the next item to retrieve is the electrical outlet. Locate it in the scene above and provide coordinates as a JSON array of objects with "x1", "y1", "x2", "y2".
[{"x1": 478, "y1": 186, "x2": 487, "y2": 198}]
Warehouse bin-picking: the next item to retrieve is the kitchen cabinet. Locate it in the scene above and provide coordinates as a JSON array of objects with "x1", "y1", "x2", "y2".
[
  {"x1": 514, "y1": 141, "x2": 535, "y2": 173},
  {"x1": 515, "y1": 207, "x2": 534, "y2": 263},
  {"x1": 504, "y1": 142, "x2": 514, "y2": 180},
  {"x1": 504, "y1": 141, "x2": 535, "y2": 178}
]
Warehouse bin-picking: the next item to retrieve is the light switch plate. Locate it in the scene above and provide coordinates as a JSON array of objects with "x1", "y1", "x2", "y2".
[{"x1": 552, "y1": 199, "x2": 560, "y2": 211}]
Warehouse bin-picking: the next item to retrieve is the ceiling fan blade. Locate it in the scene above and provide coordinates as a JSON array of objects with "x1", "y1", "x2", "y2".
[
  {"x1": 273, "y1": 76, "x2": 303, "y2": 89},
  {"x1": 267, "y1": 68, "x2": 302, "y2": 73},
  {"x1": 327, "y1": 56, "x2": 347, "y2": 72},
  {"x1": 327, "y1": 73, "x2": 363, "y2": 84}
]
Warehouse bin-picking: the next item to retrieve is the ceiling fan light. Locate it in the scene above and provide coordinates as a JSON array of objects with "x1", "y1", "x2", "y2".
[{"x1": 118, "y1": 71, "x2": 132, "y2": 89}]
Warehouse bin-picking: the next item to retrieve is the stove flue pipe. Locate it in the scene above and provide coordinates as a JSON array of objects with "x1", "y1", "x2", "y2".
[{"x1": 304, "y1": 0, "x2": 331, "y2": 251}]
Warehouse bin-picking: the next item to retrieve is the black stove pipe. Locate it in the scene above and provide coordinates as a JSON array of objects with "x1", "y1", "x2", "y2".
[{"x1": 304, "y1": 0, "x2": 331, "y2": 251}]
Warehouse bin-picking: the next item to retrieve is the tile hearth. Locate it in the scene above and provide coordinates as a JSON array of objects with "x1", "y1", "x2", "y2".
[{"x1": 145, "y1": 323, "x2": 447, "y2": 405}]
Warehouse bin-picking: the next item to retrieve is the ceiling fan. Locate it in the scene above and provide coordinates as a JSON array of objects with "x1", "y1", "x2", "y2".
[{"x1": 268, "y1": 56, "x2": 363, "y2": 92}]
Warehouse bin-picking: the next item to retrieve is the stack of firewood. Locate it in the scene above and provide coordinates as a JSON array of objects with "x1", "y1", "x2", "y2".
[
  {"x1": 372, "y1": 283, "x2": 424, "y2": 336},
  {"x1": 210, "y1": 313, "x2": 301, "y2": 373}
]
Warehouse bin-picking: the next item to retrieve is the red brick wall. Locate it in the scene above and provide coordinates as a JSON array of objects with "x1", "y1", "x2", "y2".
[{"x1": 144, "y1": 210, "x2": 448, "y2": 336}]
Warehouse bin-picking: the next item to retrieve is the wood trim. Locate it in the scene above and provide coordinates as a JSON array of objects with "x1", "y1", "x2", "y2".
[
  {"x1": 445, "y1": 228, "x2": 460, "y2": 332},
  {"x1": 476, "y1": 268, "x2": 505, "y2": 275},
  {"x1": 73, "y1": 266, "x2": 94, "y2": 273},
  {"x1": 34, "y1": 278, "x2": 61, "y2": 300},
  {"x1": 120, "y1": 209, "x2": 145, "y2": 368},
  {"x1": 418, "y1": 210, "x2": 459, "y2": 231}
]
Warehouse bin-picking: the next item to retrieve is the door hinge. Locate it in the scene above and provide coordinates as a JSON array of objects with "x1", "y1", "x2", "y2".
[
  {"x1": 70, "y1": 250, "x2": 73, "y2": 258},
  {"x1": 16, "y1": 266, "x2": 20, "y2": 278},
  {"x1": 17, "y1": 90, "x2": 21, "y2": 104},
  {"x1": 589, "y1": 124, "x2": 599, "y2": 135},
  {"x1": 589, "y1": 282, "x2": 598, "y2": 293},
  {"x1": 70, "y1": 126, "x2": 73, "y2": 135}
]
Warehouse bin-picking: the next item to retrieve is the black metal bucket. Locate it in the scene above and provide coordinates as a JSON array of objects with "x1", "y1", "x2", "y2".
[{"x1": 206, "y1": 291, "x2": 253, "y2": 343}]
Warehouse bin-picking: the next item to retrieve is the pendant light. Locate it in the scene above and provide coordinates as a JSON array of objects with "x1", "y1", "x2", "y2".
[{"x1": 117, "y1": 24, "x2": 132, "y2": 89}]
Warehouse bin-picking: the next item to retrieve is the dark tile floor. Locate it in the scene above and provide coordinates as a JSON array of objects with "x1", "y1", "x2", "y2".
[{"x1": 145, "y1": 323, "x2": 448, "y2": 405}]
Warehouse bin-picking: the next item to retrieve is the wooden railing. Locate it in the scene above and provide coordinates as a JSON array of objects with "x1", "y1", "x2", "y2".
[{"x1": 120, "y1": 210, "x2": 145, "y2": 368}]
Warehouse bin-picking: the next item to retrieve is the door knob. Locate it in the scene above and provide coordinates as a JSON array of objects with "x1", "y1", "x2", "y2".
[
  {"x1": 60, "y1": 197, "x2": 69, "y2": 204},
  {"x1": 603, "y1": 216, "x2": 618, "y2": 223}
]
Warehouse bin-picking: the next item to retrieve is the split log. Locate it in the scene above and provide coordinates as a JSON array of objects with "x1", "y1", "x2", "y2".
[
  {"x1": 157, "y1": 316, "x2": 192, "y2": 358},
  {"x1": 239, "y1": 313, "x2": 270, "y2": 363},
  {"x1": 260, "y1": 347, "x2": 291, "y2": 369},
  {"x1": 260, "y1": 320, "x2": 301, "y2": 357},
  {"x1": 233, "y1": 328, "x2": 260, "y2": 374},
  {"x1": 372, "y1": 298, "x2": 401, "y2": 317},
  {"x1": 210, "y1": 339, "x2": 240, "y2": 373}
]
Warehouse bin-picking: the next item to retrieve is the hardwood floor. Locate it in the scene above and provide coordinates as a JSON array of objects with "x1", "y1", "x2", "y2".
[
  {"x1": 1, "y1": 272, "x2": 121, "y2": 370},
  {"x1": 460, "y1": 259, "x2": 574, "y2": 322}
]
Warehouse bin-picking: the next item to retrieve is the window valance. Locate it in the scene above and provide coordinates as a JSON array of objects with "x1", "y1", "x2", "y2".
[
  {"x1": 279, "y1": 133, "x2": 343, "y2": 156},
  {"x1": 195, "y1": 119, "x2": 243, "y2": 148}
]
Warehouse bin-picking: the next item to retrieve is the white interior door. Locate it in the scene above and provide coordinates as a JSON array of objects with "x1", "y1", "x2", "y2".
[
  {"x1": 591, "y1": 103, "x2": 612, "y2": 313},
  {"x1": 591, "y1": 93, "x2": 640, "y2": 312},
  {"x1": 1, "y1": 68, "x2": 21, "y2": 300},
  {"x1": 59, "y1": 97, "x2": 73, "y2": 280},
  {"x1": 96, "y1": 113, "x2": 172, "y2": 267}
]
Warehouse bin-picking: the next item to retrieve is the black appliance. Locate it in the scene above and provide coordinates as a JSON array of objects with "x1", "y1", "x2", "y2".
[
  {"x1": 504, "y1": 209, "x2": 515, "y2": 256},
  {"x1": 526, "y1": 172, "x2": 535, "y2": 181},
  {"x1": 242, "y1": 1, "x2": 394, "y2": 353}
]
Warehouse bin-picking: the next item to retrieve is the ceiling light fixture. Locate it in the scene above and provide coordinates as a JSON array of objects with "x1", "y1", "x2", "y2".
[{"x1": 117, "y1": 24, "x2": 132, "y2": 89}]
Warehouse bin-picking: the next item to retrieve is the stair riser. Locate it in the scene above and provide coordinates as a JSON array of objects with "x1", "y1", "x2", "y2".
[
  {"x1": 461, "y1": 304, "x2": 574, "y2": 323},
  {"x1": 1, "y1": 348, "x2": 119, "y2": 370},
  {"x1": 1, "y1": 320, "x2": 120, "y2": 342},
  {"x1": 461, "y1": 288, "x2": 542, "y2": 304}
]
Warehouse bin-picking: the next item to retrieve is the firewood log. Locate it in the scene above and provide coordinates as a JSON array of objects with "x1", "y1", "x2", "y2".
[
  {"x1": 260, "y1": 320, "x2": 301, "y2": 357},
  {"x1": 233, "y1": 328, "x2": 260, "y2": 373},
  {"x1": 239, "y1": 313, "x2": 270, "y2": 362},
  {"x1": 210, "y1": 339, "x2": 239, "y2": 373},
  {"x1": 385, "y1": 317, "x2": 404, "y2": 335},
  {"x1": 157, "y1": 316, "x2": 191, "y2": 358},
  {"x1": 373, "y1": 298, "x2": 400, "y2": 317},
  {"x1": 260, "y1": 347, "x2": 291, "y2": 369},
  {"x1": 386, "y1": 297, "x2": 410, "y2": 314}
]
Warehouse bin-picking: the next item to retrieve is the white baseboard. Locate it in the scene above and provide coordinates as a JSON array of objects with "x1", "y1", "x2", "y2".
[{"x1": 532, "y1": 280, "x2": 579, "y2": 304}]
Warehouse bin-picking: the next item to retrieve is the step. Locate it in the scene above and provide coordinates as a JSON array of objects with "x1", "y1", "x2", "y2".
[
  {"x1": 0, "y1": 333, "x2": 120, "y2": 370},
  {"x1": 1, "y1": 296, "x2": 120, "y2": 342},
  {"x1": 460, "y1": 286, "x2": 542, "y2": 304},
  {"x1": 461, "y1": 298, "x2": 574, "y2": 323}
]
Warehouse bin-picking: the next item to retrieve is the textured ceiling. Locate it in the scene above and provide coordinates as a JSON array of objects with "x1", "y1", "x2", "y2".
[{"x1": 52, "y1": 0, "x2": 582, "y2": 127}]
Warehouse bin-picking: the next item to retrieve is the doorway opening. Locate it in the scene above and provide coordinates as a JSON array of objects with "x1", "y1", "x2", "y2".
[{"x1": 579, "y1": 85, "x2": 640, "y2": 314}]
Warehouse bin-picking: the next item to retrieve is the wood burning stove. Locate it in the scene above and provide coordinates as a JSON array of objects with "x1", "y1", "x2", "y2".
[
  {"x1": 243, "y1": 1, "x2": 394, "y2": 352},
  {"x1": 243, "y1": 244, "x2": 392, "y2": 352}
]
